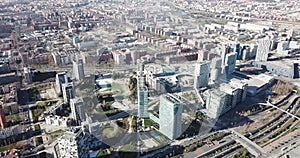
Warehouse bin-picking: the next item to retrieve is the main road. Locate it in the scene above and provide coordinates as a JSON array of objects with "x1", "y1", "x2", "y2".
[
  {"x1": 259, "y1": 101, "x2": 300, "y2": 121},
  {"x1": 228, "y1": 129, "x2": 267, "y2": 157}
]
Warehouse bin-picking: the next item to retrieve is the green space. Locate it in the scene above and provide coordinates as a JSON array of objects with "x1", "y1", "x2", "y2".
[
  {"x1": 103, "y1": 109, "x2": 119, "y2": 117},
  {"x1": 32, "y1": 107, "x2": 46, "y2": 122},
  {"x1": 244, "y1": 104, "x2": 267, "y2": 115},
  {"x1": 231, "y1": 148, "x2": 254, "y2": 158},
  {"x1": 119, "y1": 142, "x2": 136, "y2": 152},
  {"x1": 45, "y1": 129, "x2": 64, "y2": 140},
  {"x1": 143, "y1": 118, "x2": 159, "y2": 129},
  {"x1": 0, "y1": 143, "x2": 16, "y2": 152},
  {"x1": 5, "y1": 113, "x2": 21, "y2": 122},
  {"x1": 32, "y1": 101, "x2": 56, "y2": 122},
  {"x1": 271, "y1": 80, "x2": 294, "y2": 95},
  {"x1": 295, "y1": 88, "x2": 300, "y2": 95},
  {"x1": 112, "y1": 82, "x2": 125, "y2": 95},
  {"x1": 35, "y1": 137, "x2": 43, "y2": 146},
  {"x1": 100, "y1": 101, "x2": 115, "y2": 111},
  {"x1": 195, "y1": 111, "x2": 205, "y2": 121},
  {"x1": 102, "y1": 127, "x2": 116, "y2": 138},
  {"x1": 128, "y1": 76, "x2": 137, "y2": 102},
  {"x1": 34, "y1": 124, "x2": 41, "y2": 131},
  {"x1": 209, "y1": 132, "x2": 227, "y2": 141}
]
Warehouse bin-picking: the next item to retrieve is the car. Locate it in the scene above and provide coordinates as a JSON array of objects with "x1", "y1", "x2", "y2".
[
  {"x1": 291, "y1": 142, "x2": 296, "y2": 146},
  {"x1": 281, "y1": 147, "x2": 288, "y2": 151}
]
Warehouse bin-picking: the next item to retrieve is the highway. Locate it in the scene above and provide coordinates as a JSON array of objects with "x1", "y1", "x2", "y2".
[
  {"x1": 211, "y1": 93, "x2": 299, "y2": 157},
  {"x1": 259, "y1": 101, "x2": 300, "y2": 121}
]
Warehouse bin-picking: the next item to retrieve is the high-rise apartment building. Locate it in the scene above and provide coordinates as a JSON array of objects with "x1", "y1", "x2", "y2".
[
  {"x1": 54, "y1": 127, "x2": 89, "y2": 158},
  {"x1": 159, "y1": 94, "x2": 183, "y2": 140},
  {"x1": 219, "y1": 83, "x2": 239, "y2": 109},
  {"x1": 70, "y1": 97, "x2": 86, "y2": 124},
  {"x1": 255, "y1": 37, "x2": 271, "y2": 61},
  {"x1": 56, "y1": 72, "x2": 68, "y2": 95},
  {"x1": 194, "y1": 61, "x2": 211, "y2": 88},
  {"x1": 24, "y1": 67, "x2": 32, "y2": 84},
  {"x1": 62, "y1": 82, "x2": 75, "y2": 104},
  {"x1": 210, "y1": 57, "x2": 222, "y2": 83},
  {"x1": 137, "y1": 59, "x2": 149, "y2": 118},
  {"x1": 205, "y1": 89, "x2": 229, "y2": 119},
  {"x1": 138, "y1": 86, "x2": 149, "y2": 118},
  {"x1": 229, "y1": 79, "x2": 248, "y2": 103},
  {"x1": 205, "y1": 80, "x2": 248, "y2": 119},
  {"x1": 224, "y1": 52, "x2": 237, "y2": 77},
  {"x1": 73, "y1": 58, "x2": 85, "y2": 81}
]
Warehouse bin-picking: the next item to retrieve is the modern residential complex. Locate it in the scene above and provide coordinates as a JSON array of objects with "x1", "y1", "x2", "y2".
[
  {"x1": 255, "y1": 37, "x2": 271, "y2": 62},
  {"x1": 70, "y1": 97, "x2": 86, "y2": 124},
  {"x1": 205, "y1": 80, "x2": 248, "y2": 118},
  {"x1": 73, "y1": 58, "x2": 85, "y2": 81},
  {"x1": 54, "y1": 127, "x2": 89, "y2": 158},
  {"x1": 56, "y1": 72, "x2": 69, "y2": 95},
  {"x1": 62, "y1": 82, "x2": 75, "y2": 104},
  {"x1": 1, "y1": 0, "x2": 300, "y2": 157},
  {"x1": 194, "y1": 61, "x2": 210, "y2": 88}
]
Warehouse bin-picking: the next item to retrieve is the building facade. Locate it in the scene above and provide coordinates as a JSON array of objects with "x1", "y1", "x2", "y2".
[
  {"x1": 62, "y1": 82, "x2": 75, "y2": 104},
  {"x1": 56, "y1": 72, "x2": 68, "y2": 95},
  {"x1": 205, "y1": 89, "x2": 229, "y2": 119},
  {"x1": 210, "y1": 57, "x2": 222, "y2": 83},
  {"x1": 159, "y1": 94, "x2": 183, "y2": 140},
  {"x1": 255, "y1": 37, "x2": 271, "y2": 62},
  {"x1": 194, "y1": 61, "x2": 211, "y2": 88},
  {"x1": 205, "y1": 80, "x2": 248, "y2": 119},
  {"x1": 137, "y1": 60, "x2": 149, "y2": 118},
  {"x1": 73, "y1": 58, "x2": 85, "y2": 80},
  {"x1": 70, "y1": 97, "x2": 86, "y2": 124}
]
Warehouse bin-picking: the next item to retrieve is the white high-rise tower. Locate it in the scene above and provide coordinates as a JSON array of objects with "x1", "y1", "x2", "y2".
[{"x1": 255, "y1": 37, "x2": 271, "y2": 62}]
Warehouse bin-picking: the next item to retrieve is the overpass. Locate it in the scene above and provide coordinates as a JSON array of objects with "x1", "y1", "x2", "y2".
[{"x1": 229, "y1": 129, "x2": 267, "y2": 157}]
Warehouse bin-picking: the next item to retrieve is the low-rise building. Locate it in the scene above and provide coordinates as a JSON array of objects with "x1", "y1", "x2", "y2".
[{"x1": 45, "y1": 115, "x2": 69, "y2": 127}]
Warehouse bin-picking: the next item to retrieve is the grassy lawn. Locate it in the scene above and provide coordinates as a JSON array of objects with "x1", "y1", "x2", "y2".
[
  {"x1": 0, "y1": 143, "x2": 16, "y2": 152},
  {"x1": 111, "y1": 82, "x2": 125, "y2": 95},
  {"x1": 34, "y1": 124, "x2": 41, "y2": 131},
  {"x1": 35, "y1": 137, "x2": 43, "y2": 146},
  {"x1": 119, "y1": 143, "x2": 136, "y2": 152},
  {"x1": 144, "y1": 119, "x2": 152, "y2": 127},
  {"x1": 143, "y1": 118, "x2": 158, "y2": 128},
  {"x1": 5, "y1": 113, "x2": 21, "y2": 122},
  {"x1": 182, "y1": 93, "x2": 189, "y2": 100},
  {"x1": 231, "y1": 148, "x2": 254, "y2": 158},
  {"x1": 45, "y1": 129, "x2": 64, "y2": 140},
  {"x1": 103, "y1": 109, "x2": 119, "y2": 117},
  {"x1": 31, "y1": 101, "x2": 54, "y2": 122},
  {"x1": 32, "y1": 108, "x2": 46, "y2": 122}
]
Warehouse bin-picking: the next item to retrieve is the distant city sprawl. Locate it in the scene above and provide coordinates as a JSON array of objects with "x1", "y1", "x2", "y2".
[{"x1": 0, "y1": 0, "x2": 300, "y2": 158}]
